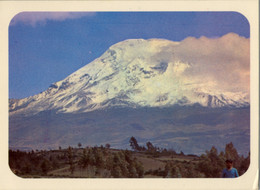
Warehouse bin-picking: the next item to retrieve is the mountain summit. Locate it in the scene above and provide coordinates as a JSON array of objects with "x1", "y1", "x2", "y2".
[
  {"x1": 9, "y1": 35, "x2": 250, "y2": 155},
  {"x1": 9, "y1": 35, "x2": 250, "y2": 116}
]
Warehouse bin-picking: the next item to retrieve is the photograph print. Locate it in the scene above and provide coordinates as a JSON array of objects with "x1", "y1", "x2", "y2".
[{"x1": 9, "y1": 11, "x2": 250, "y2": 178}]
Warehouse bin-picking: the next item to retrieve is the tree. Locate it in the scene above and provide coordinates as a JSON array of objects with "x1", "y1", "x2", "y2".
[
  {"x1": 164, "y1": 162, "x2": 182, "y2": 178},
  {"x1": 129, "y1": 136, "x2": 141, "y2": 151},
  {"x1": 124, "y1": 150, "x2": 133, "y2": 164},
  {"x1": 135, "y1": 162, "x2": 144, "y2": 177},
  {"x1": 105, "y1": 154, "x2": 114, "y2": 170},
  {"x1": 112, "y1": 166, "x2": 123, "y2": 178},
  {"x1": 67, "y1": 146, "x2": 75, "y2": 174},
  {"x1": 78, "y1": 149, "x2": 89, "y2": 169},
  {"x1": 146, "y1": 141, "x2": 155, "y2": 152},
  {"x1": 88, "y1": 148, "x2": 96, "y2": 166},
  {"x1": 41, "y1": 160, "x2": 50, "y2": 175},
  {"x1": 225, "y1": 142, "x2": 240, "y2": 168},
  {"x1": 95, "y1": 149, "x2": 105, "y2": 168},
  {"x1": 105, "y1": 143, "x2": 111, "y2": 149},
  {"x1": 198, "y1": 146, "x2": 225, "y2": 177},
  {"x1": 239, "y1": 152, "x2": 250, "y2": 175},
  {"x1": 171, "y1": 166, "x2": 182, "y2": 178},
  {"x1": 78, "y1": 142, "x2": 82, "y2": 148},
  {"x1": 164, "y1": 162, "x2": 171, "y2": 178},
  {"x1": 128, "y1": 163, "x2": 138, "y2": 178},
  {"x1": 51, "y1": 158, "x2": 59, "y2": 170}
]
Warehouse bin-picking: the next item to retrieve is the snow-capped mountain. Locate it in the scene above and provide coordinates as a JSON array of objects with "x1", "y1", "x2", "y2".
[
  {"x1": 9, "y1": 35, "x2": 250, "y2": 155},
  {"x1": 9, "y1": 37, "x2": 249, "y2": 116}
]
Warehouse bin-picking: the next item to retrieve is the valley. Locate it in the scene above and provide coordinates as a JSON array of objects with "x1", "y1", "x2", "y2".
[{"x1": 9, "y1": 106, "x2": 250, "y2": 156}]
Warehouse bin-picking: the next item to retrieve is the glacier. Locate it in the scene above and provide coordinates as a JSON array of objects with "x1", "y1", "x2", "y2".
[{"x1": 9, "y1": 36, "x2": 249, "y2": 116}]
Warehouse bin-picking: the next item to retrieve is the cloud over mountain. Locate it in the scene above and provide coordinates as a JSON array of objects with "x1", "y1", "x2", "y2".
[
  {"x1": 159, "y1": 33, "x2": 250, "y2": 95},
  {"x1": 10, "y1": 12, "x2": 96, "y2": 26}
]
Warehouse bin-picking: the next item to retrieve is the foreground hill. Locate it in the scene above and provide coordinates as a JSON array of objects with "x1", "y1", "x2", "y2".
[{"x1": 9, "y1": 142, "x2": 249, "y2": 178}]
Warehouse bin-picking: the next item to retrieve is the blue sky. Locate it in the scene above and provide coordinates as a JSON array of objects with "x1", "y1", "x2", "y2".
[{"x1": 9, "y1": 12, "x2": 250, "y2": 99}]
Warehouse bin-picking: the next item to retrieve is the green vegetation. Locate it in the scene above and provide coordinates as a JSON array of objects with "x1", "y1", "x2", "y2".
[{"x1": 9, "y1": 139, "x2": 249, "y2": 178}]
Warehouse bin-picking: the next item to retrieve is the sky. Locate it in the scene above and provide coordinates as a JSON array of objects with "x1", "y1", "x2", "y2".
[{"x1": 9, "y1": 12, "x2": 250, "y2": 99}]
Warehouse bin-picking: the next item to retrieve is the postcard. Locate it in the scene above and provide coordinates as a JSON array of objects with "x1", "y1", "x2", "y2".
[{"x1": 0, "y1": 0, "x2": 259, "y2": 190}]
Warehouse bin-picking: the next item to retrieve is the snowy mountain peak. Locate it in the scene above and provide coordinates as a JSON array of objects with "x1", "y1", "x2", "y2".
[{"x1": 9, "y1": 37, "x2": 250, "y2": 115}]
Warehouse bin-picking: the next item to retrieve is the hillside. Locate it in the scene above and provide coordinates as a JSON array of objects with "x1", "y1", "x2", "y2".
[
  {"x1": 9, "y1": 141, "x2": 249, "y2": 178},
  {"x1": 9, "y1": 105, "x2": 250, "y2": 156}
]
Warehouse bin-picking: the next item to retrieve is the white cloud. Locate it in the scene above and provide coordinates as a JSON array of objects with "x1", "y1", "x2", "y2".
[
  {"x1": 156, "y1": 33, "x2": 250, "y2": 94},
  {"x1": 10, "y1": 12, "x2": 96, "y2": 26}
]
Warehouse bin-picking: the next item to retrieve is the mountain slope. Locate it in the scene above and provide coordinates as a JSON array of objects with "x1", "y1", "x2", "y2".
[
  {"x1": 9, "y1": 36, "x2": 249, "y2": 116},
  {"x1": 9, "y1": 35, "x2": 250, "y2": 155},
  {"x1": 9, "y1": 106, "x2": 250, "y2": 155}
]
